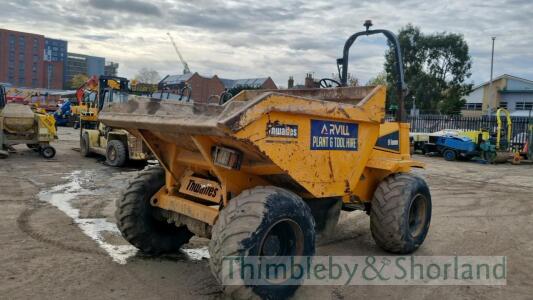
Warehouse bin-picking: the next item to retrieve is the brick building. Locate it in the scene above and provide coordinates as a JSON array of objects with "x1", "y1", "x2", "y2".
[
  {"x1": 43, "y1": 61, "x2": 64, "y2": 89},
  {"x1": 158, "y1": 73, "x2": 278, "y2": 103},
  {"x1": 0, "y1": 28, "x2": 45, "y2": 88},
  {"x1": 0, "y1": 29, "x2": 69, "y2": 89},
  {"x1": 159, "y1": 73, "x2": 225, "y2": 103}
]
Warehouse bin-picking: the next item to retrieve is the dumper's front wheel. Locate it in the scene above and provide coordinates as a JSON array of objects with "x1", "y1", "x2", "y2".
[
  {"x1": 370, "y1": 173, "x2": 431, "y2": 254},
  {"x1": 115, "y1": 166, "x2": 193, "y2": 255},
  {"x1": 209, "y1": 186, "x2": 315, "y2": 300},
  {"x1": 106, "y1": 140, "x2": 127, "y2": 167}
]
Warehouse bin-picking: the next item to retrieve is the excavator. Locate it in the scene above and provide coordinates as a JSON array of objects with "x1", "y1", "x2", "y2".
[{"x1": 77, "y1": 76, "x2": 152, "y2": 166}]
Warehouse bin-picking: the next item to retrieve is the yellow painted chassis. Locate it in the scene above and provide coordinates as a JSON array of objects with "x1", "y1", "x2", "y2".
[
  {"x1": 100, "y1": 85, "x2": 423, "y2": 226},
  {"x1": 83, "y1": 124, "x2": 151, "y2": 161}
]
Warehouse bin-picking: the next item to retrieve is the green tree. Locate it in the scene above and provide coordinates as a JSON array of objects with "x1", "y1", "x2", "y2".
[
  {"x1": 384, "y1": 24, "x2": 473, "y2": 115},
  {"x1": 70, "y1": 74, "x2": 89, "y2": 89},
  {"x1": 366, "y1": 71, "x2": 388, "y2": 86},
  {"x1": 134, "y1": 68, "x2": 161, "y2": 84}
]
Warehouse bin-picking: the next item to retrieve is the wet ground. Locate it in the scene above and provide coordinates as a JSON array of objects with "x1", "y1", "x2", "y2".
[{"x1": 1, "y1": 127, "x2": 532, "y2": 299}]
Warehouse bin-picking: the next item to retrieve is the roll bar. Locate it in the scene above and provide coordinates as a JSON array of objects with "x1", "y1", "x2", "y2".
[{"x1": 337, "y1": 20, "x2": 408, "y2": 122}]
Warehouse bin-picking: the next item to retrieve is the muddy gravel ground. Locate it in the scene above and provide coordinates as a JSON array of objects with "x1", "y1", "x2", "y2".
[{"x1": 1, "y1": 127, "x2": 532, "y2": 299}]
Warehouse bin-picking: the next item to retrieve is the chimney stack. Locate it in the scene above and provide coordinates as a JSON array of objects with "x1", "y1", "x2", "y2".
[
  {"x1": 304, "y1": 73, "x2": 314, "y2": 88},
  {"x1": 288, "y1": 76, "x2": 294, "y2": 89}
]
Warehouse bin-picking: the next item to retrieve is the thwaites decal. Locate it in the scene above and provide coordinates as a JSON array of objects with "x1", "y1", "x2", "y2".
[
  {"x1": 375, "y1": 131, "x2": 400, "y2": 152},
  {"x1": 310, "y1": 120, "x2": 358, "y2": 151},
  {"x1": 266, "y1": 121, "x2": 298, "y2": 138},
  {"x1": 179, "y1": 176, "x2": 222, "y2": 202}
]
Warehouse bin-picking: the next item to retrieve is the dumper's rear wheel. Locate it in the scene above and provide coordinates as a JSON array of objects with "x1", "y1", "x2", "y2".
[
  {"x1": 106, "y1": 140, "x2": 127, "y2": 167},
  {"x1": 115, "y1": 166, "x2": 193, "y2": 255},
  {"x1": 40, "y1": 145, "x2": 56, "y2": 159},
  {"x1": 80, "y1": 132, "x2": 90, "y2": 157},
  {"x1": 370, "y1": 173, "x2": 431, "y2": 254},
  {"x1": 209, "y1": 186, "x2": 315, "y2": 300}
]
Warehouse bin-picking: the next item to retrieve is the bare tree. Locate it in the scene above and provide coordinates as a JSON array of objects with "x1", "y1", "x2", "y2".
[{"x1": 134, "y1": 68, "x2": 161, "y2": 84}]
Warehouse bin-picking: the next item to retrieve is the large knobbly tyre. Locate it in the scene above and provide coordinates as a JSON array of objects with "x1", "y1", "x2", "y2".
[
  {"x1": 370, "y1": 173, "x2": 432, "y2": 254},
  {"x1": 80, "y1": 132, "x2": 90, "y2": 157},
  {"x1": 209, "y1": 186, "x2": 316, "y2": 300},
  {"x1": 115, "y1": 166, "x2": 193, "y2": 255},
  {"x1": 106, "y1": 140, "x2": 127, "y2": 167}
]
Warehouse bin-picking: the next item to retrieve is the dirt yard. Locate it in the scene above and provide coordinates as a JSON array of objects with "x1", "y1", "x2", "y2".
[{"x1": 1, "y1": 127, "x2": 532, "y2": 299}]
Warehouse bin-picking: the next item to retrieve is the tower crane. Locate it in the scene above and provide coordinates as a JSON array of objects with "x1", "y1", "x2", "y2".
[{"x1": 166, "y1": 32, "x2": 191, "y2": 75}]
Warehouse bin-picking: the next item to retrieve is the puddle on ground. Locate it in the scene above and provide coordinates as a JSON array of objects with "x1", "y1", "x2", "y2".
[
  {"x1": 182, "y1": 246, "x2": 210, "y2": 260},
  {"x1": 38, "y1": 170, "x2": 210, "y2": 264}
]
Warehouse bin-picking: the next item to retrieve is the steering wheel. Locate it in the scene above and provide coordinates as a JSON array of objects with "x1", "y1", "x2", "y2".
[{"x1": 319, "y1": 78, "x2": 342, "y2": 88}]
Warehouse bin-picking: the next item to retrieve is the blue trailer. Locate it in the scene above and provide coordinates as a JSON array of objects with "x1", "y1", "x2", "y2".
[{"x1": 435, "y1": 135, "x2": 478, "y2": 161}]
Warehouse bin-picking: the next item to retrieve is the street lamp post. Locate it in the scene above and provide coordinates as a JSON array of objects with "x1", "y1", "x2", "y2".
[{"x1": 488, "y1": 37, "x2": 496, "y2": 116}]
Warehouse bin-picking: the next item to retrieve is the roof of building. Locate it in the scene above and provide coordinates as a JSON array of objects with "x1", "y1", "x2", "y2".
[
  {"x1": 67, "y1": 52, "x2": 105, "y2": 60},
  {"x1": 472, "y1": 74, "x2": 533, "y2": 90},
  {"x1": 160, "y1": 73, "x2": 194, "y2": 85},
  {"x1": 220, "y1": 77, "x2": 270, "y2": 89}
]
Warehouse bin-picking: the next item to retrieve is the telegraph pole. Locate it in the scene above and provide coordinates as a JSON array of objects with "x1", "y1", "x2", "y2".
[{"x1": 488, "y1": 37, "x2": 496, "y2": 116}]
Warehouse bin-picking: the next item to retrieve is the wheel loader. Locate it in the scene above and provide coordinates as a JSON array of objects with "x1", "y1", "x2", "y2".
[
  {"x1": 100, "y1": 22, "x2": 432, "y2": 299},
  {"x1": 77, "y1": 76, "x2": 152, "y2": 167},
  {"x1": 1, "y1": 83, "x2": 57, "y2": 159}
]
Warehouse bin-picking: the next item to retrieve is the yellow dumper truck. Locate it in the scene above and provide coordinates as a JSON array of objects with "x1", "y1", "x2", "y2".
[{"x1": 100, "y1": 22, "x2": 431, "y2": 299}]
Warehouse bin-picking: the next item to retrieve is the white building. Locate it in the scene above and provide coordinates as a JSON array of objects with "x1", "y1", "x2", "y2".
[{"x1": 463, "y1": 74, "x2": 533, "y2": 116}]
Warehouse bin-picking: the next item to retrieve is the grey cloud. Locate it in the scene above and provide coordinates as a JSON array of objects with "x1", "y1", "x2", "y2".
[
  {"x1": 88, "y1": 0, "x2": 162, "y2": 16},
  {"x1": 2, "y1": 0, "x2": 533, "y2": 86},
  {"x1": 80, "y1": 34, "x2": 114, "y2": 41}
]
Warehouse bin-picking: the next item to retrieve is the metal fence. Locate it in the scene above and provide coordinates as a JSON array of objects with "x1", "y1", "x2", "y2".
[{"x1": 402, "y1": 114, "x2": 531, "y2": 149}]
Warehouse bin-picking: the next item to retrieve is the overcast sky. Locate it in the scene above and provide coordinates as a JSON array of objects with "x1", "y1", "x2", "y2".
[{"x1": 2, "y1": 0, "x2": 532, "y2": 87}]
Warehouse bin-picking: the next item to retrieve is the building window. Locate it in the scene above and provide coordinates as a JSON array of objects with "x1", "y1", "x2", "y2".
[
  {"x1": 499, "y1": 102, "x2": 507, "y2": 109},
  {"x1": 463, "y1": 103, "x2": 482, "y2": 111},
  {"x1": 515, "y1": 101, "x2": 533, "y2": 110}
]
